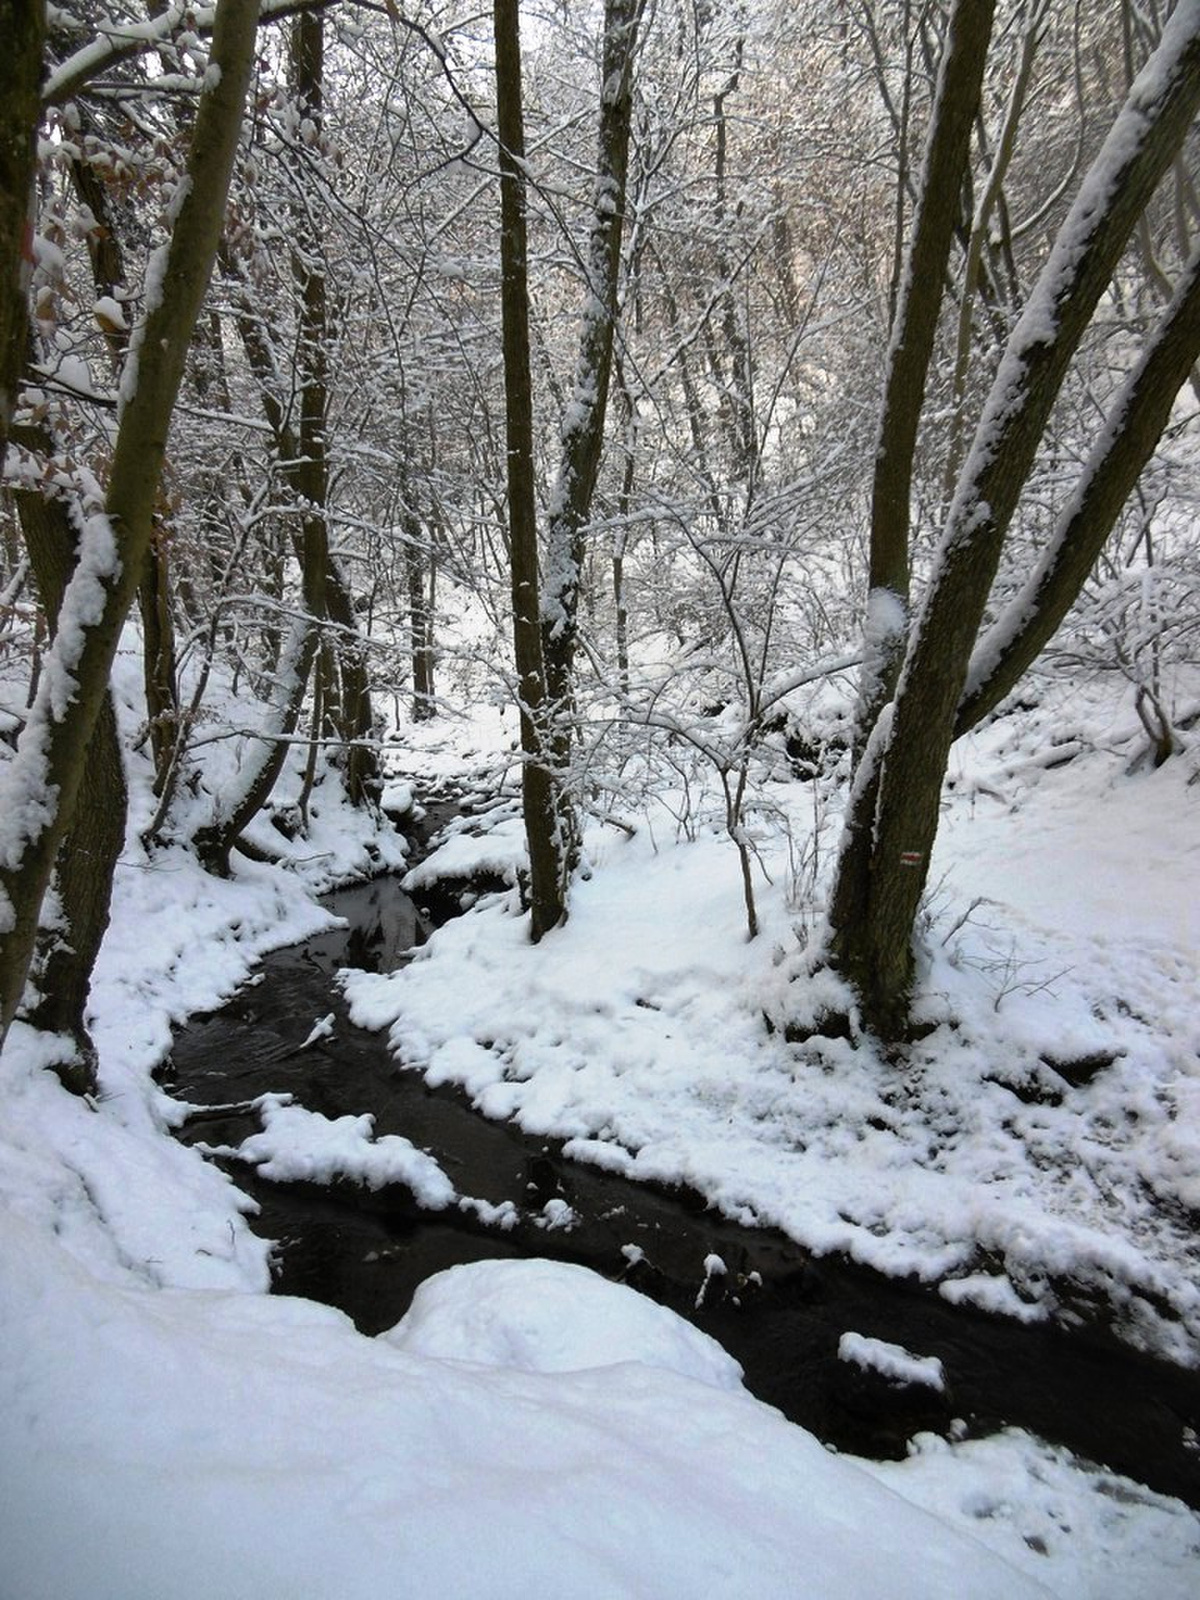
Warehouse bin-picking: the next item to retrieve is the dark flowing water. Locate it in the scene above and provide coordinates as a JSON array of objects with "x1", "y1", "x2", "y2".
[{"x1": 166, "y1": 872, "x2": 1200, "y2": 1510}]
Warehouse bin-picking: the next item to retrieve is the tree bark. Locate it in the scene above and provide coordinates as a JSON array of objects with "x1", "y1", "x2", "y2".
[
  {"x1": 220, "y1": 84, "x2": 380, "y2": 810},
  {"x1": 0, "y1": 0, "x2": 44, "y2": 477},
  {"x1": 70, "y1": 105, "x2": 181, "y2": 796},
  {"x1": 11, "y1": 421, "x2": 127, "y2": 1093},
  {"x1": 0, "y1": 0, "x2": 259, "y2": 1045},
  {"x1": 495, "y1": 0, "x2": 568, "y2": 939},
  {"x1": 538, "y1": 0, "x2": 644, "y2": 869},
  {"x1": 831, "y1": 0, "x2": 995, "y2": 980},
  {"x1": 400, "y1": 488, "x2": 436, "y2": 720}
]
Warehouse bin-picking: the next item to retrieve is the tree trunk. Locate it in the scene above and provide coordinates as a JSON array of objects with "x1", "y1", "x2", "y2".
[
  {"x1": 193, "y1": 623, "x2": 318, "y2": 878},
  {"x1": 0, "y1": 0, "x2": 259, "y2": 1046},
  {"x1": 401, "y1": 490, "x2": 436, "y2": 720},
  {"x1": 11, "y1": 421, "x2": 127, "y2": 1093},
  {"x1": 219, "y1": 48, "x2": 380, "y2": 811},
  {"x1": 831, "y1": 0, "x2": 995, "y2": 993},
  {"x1": 290, "y1": 8, "x2": 333, "y2": 730},
  {"x1": 854, "y1": 0, "x2": 996, "y2": 758},
  {"x1": 956, "y1": 244, "x2": 1200, "y2": 736},
  {"x1": 0, "y1": 0, "x2": 44, "y2": 476},
  {"x1": 539, "y1": 0, "x2": 644, "y2": 869},
  {"x1": 828, "y1": 0, "x2": 1200, "y2": 1040},
  {"x1": 494, "y1": 0, "x2": 568, "y2": 940},
  {"x1": 321, "y1": 556, "x2": 378, "y2": 802},
  {"x1": 70, "y1": 108, "x2": 181, "y2": 797}
]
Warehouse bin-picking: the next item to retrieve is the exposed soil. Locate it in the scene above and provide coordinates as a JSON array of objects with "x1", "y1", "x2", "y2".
[{"x1": 165, "y1": 834, "x2": 1200, "y2": 1511}]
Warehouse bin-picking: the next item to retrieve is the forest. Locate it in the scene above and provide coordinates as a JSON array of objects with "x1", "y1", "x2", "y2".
[{"x1": 2, "y1": 2, "x2": 1200, "y2": 1596}]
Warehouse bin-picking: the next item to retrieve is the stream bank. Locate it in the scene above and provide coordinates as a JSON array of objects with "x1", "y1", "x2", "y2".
[{"x1": 166, "y1": 863, "x2": 1200, "y2": 1510}]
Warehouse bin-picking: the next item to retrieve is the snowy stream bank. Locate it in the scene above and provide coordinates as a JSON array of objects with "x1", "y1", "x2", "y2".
[{"x1": 168, "y1": 870, "x2": 1200, "y2": 1509}]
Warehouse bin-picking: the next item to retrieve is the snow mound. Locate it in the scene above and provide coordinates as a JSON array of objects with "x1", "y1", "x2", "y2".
[
  {"x1": 381, "y1": 1256, "x2": 744, "y2": 1389},
  {"x1": 839, "y1": 1331, "x2": 947, "y2": 1392},
  {"x1": 211, "y1": 1093, "x2": 456, "y2": 1205}
]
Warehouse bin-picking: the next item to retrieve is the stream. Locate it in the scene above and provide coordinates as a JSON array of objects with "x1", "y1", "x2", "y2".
[{"x1": 166, "y1": 864, "x2": 1200, "y2": 1511}]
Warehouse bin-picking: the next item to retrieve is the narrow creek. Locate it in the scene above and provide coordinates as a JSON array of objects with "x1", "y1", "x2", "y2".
[{"x1": 165, "y1": 858, "x2": 1200, "y2": 1511}]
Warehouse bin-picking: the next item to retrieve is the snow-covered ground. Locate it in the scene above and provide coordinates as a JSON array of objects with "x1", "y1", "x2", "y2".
[
  {"x1": 2, "y1": 679, "x2": 1200, "y2": 1597},
  {"x1": 348, "y1": 688, "x2": 1200, "y2": 1366}
]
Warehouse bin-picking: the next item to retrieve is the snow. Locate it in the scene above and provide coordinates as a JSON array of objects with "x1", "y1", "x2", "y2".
[
  {"x1": 200, "y1": 1092, "x2": 457, "y2": 1206},
  {"x1": 2, "y1": 685, "x2": 1199, "y2": 1597},
  {"x1": 342, "y1": 687, "x2": 1200, "y2": 1367},
  {"x1": 1, "y1": 1207, "x2": 1064, "y2": 1600},
  {"x1": 92, "y1": 293, "x2": 127, "y2": 331},
  {"x1": 839, "y1": 1332, "x2": 947, "y2": 1393},
  {"x1": 382, "y1": 1256, "x2": 744, "y2": 1389}
]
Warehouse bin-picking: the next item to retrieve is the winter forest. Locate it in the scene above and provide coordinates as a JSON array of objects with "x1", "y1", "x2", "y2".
[{"x1": 3, "y1": 0, "x2": 1200, "y2": 1595}]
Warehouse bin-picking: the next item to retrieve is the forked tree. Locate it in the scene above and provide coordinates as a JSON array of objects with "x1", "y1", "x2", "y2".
[{"x1": 827, "y1": 0, "x2": 1200, "y2": 1040}]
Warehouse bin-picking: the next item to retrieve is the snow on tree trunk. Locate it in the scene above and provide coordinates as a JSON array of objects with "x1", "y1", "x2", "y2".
[
  {"x1": 494, "y1": 0, "x2": 569, "y2": 941},
  {"x1": 539, "y1": 0, "x2": 644, "y2": 874},
  {"x1": 0, "y1": 0, "x2": 260, "y2": 1046}
]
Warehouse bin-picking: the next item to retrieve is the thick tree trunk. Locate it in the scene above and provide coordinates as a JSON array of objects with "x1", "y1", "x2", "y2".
[
  {"x1": 494, "y1": 0, "x2": 568, "y2": 939},
  {"x1": 0, "y1": 0, "x2": 259, "y2": 1046},
  {"x1": 830, "y1": 0, "x2": 995, "y2": 997},
  {"x1": 11, "y1": 422, "x2": 127, "y2": 1093}
]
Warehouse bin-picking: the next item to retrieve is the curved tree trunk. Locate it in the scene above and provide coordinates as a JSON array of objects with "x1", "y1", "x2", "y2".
[
  {"x1": 0, "y1": 0, "x2": 259, "y2": 1047},
  {"x1": 954, "y1": 245, "x2": 1200, "y2": 736},
  {"x1": 192, "y1": 623, "x2": 318, "y2": 878}
]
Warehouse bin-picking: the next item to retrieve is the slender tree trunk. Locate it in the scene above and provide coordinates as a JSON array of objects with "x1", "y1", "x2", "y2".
[
  {"x1": 494, "y1": 0, "x2": 568, "y2": 939},
  {"x1": 400, "y1": 490, "x2": 436, "y2": 720},
  {"x1": 0, "y1": 0, "x2": 259, "y2": 1046},
  {"x1": 710, "y1": 40, "x2": 756, "y2": 490},
  {"x1": 290, "y1": 9, "x2": 332, "y2": 722},
  {"x1": 193, "y1": 623, "x2": 319, "y2": 878},
  {"x1": 138, "y1": 521, "x2": 179, "y2": 791},
  {"x1": 220, "y1": 65, "x2": 380, "y2": 810},
  {"x1": 538, "y1": 0, "x2": 644, "y2": 867},
  {"x1": 0, "y1": 0, "x2": 44, "y2": 477},
  {"x1": 321, "y1": 558, "x2": 378, "y2": 801},
  {"x1": 956, "y1": 245, "x2": 1200, "y2": 734},
  {"x1": 853, "y1": 0, "x2": 996, "y2": 759},
  {"x1": 71, "y1": 109, "x2": 180, "y2": 795}
]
